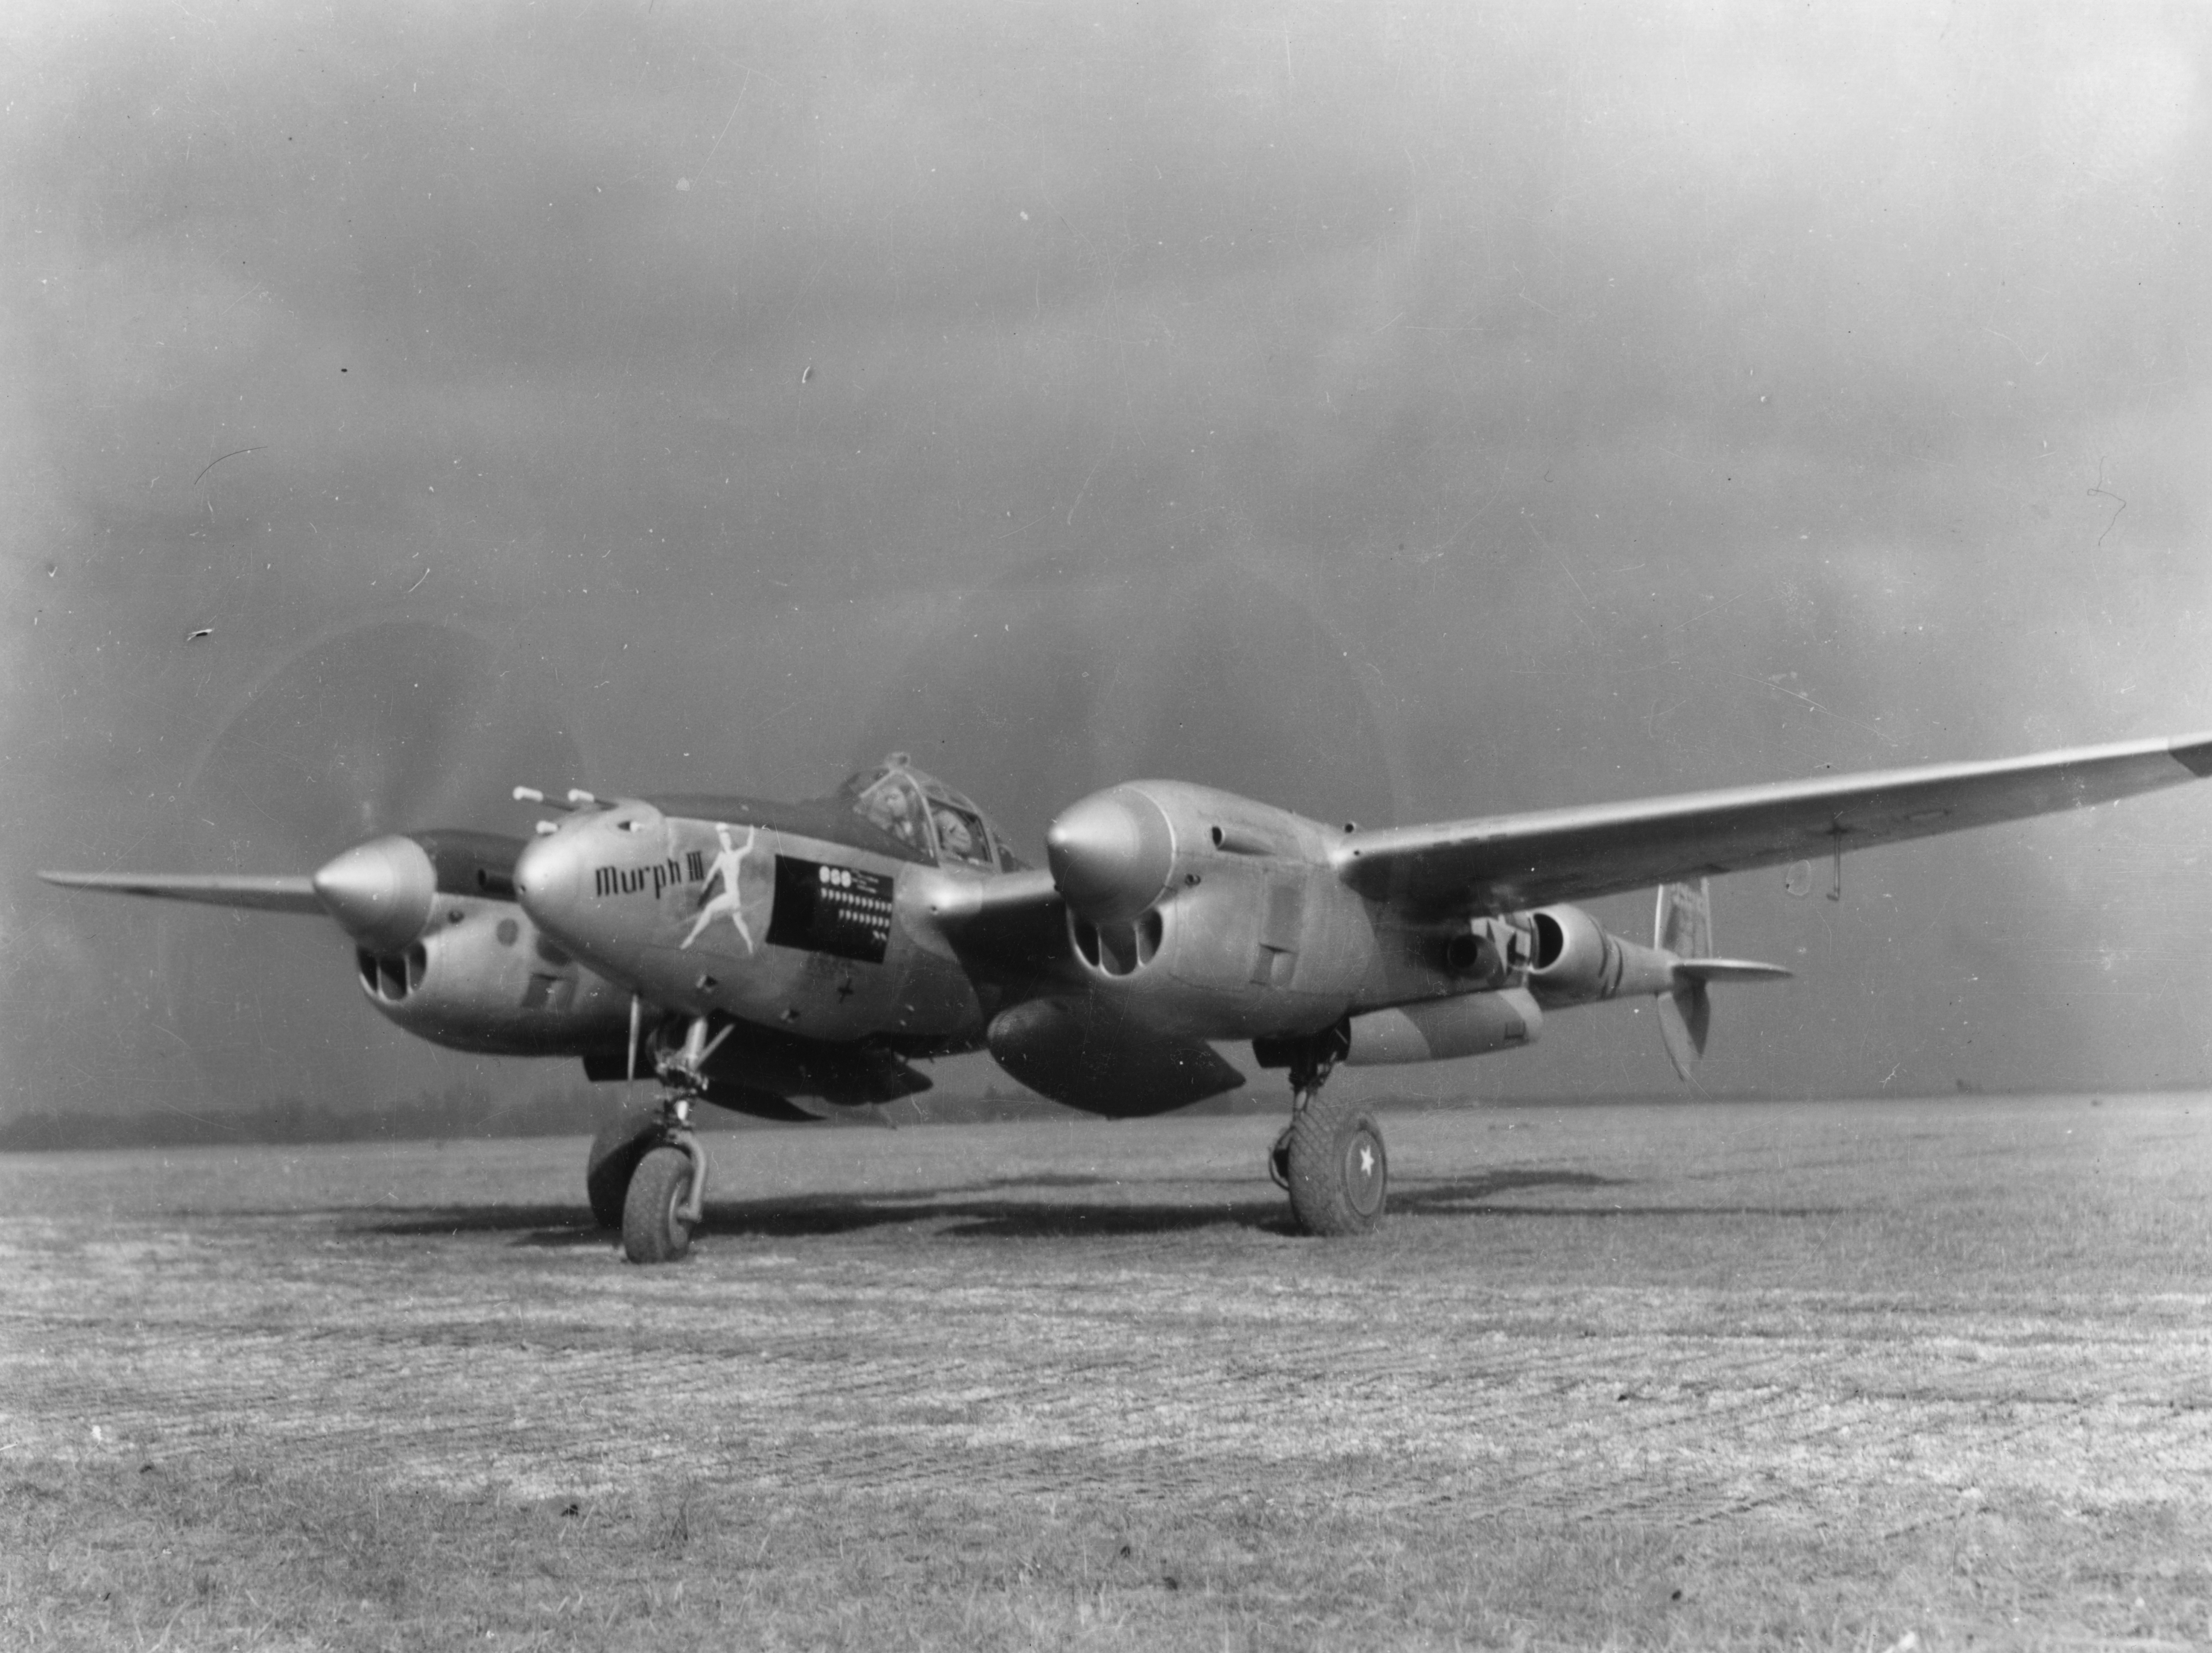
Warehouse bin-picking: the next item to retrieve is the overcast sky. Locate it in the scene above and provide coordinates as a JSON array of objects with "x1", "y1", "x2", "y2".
[{"x1": 5, "y1": 1, "x2": 2209, "y2": 1124}]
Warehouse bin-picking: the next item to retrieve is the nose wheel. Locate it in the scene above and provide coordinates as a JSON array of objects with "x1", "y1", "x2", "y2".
[
  {"x1": 595, "y1": 1015, "x2": 728, "y2": 1264},
  {"x1": 586, "y1": 1108, "x2": 662, "y2": 1229},
  {"x1": 623, "y1": 1135, "x2": 702, "y2": 1264}
]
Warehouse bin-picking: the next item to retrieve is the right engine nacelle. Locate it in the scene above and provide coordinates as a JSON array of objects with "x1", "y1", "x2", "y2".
[
  {"x1": 1042, "y1": 780, "x2": 1374, "y2": 1037},
  {"x1": 1526, "y1": 904, "x2": 1610, "y2": 994},
  {"x1": 1523, "y1": 903, "x2": 1675, "y2": 1006}
]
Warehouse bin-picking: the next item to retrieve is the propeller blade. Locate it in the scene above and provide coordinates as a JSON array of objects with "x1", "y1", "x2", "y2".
[
  {"x1": 191, "y1": 621, "x2": 484, "y2": 855},
  {"x1": 627, "y1": 994, "x2": 642, "y2": 1082},
  {"x1": 149, "y1": 618, "x2": 582, "y2": 1116},
  {"x1": 850, "y1": 559, "x2": 1396, "y2": 863},
  {"x1": 188, "y1": 620, "x2": 582, "y2": 861}
]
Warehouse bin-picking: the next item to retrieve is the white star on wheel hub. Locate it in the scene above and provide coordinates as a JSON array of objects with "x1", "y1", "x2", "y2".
[{"x1": 1357, "y1": 1143, "x2": 1375, "y2": 1177}]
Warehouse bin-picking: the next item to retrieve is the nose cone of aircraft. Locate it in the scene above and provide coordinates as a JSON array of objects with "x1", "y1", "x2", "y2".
[
  {"x1": 312, "y1": 835, "x2": 437, "y2": 954},
  {"x1": 512, "y1": 827, "x2": 585, "y2": 929},
  {"x1": 1046, "y1": 786, "x2": 1176, "y2": 925}
]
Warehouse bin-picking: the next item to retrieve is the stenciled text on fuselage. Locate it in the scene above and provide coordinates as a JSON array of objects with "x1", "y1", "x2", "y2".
[{"x1": 595, "y1": 851, "x2": 708, "y2": 900}]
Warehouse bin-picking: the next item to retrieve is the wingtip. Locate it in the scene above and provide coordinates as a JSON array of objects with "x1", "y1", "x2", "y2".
[
  {"x1": 2169, "y1": 733, "x2": 2212, "y2": 779},
  {"x1": 35, "y1": 871, "x2": 327, "y2": 914}
]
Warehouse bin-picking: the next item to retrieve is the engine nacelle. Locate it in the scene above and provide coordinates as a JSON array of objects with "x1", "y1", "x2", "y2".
[
  {"x1": 1523, "y1": 903, "x2": 1676, "y2": 1006},
  {"x1": 1526, "y1": 904, "x2": 1610, "y2": 994},
  {"x1": 1041, "y1": 780, "x2": 1373, "y2": 1036},
  {"x1": 355, "y1": 893, "x2": 631, "y2": 1057}
]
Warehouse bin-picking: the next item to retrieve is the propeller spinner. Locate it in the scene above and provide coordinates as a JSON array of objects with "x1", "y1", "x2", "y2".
[
  {"x1": 1045, "y1": 786, "x2": 1176, "y2": 925},
  {"x1": 309, "y1": 835, "x2": 437, "y2": 954}
]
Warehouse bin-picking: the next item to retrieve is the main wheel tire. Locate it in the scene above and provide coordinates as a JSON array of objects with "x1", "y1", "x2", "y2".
[
  {"x1": 622, "y1": 1146, "x2": 696, "y2": 1264},
  {"x1": 1285, "y1": 1091, "x2": 1388, "y2": 1236},
  {"x1": 586, "y1": 1110, "x2": 661, "y2": 1229}
]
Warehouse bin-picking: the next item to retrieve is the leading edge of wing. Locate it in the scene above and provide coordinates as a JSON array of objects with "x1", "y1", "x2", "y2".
[
  {"x1": 1335, "y1": 729, "x2": 2212, "y2": 914},
  {"x1": 37, "y1": 870, "x2": 325, "y2": 915}
]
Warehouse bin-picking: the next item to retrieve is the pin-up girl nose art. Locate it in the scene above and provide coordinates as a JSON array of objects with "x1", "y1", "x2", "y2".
[{"x1": 681, "y1": 823, "x2": 761, "y2": 952}]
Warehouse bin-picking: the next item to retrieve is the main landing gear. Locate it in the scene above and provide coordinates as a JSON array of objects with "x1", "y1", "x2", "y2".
[
  {"x1": 1261, "y1": 1026, "x2": 1388, "y2": 1237},
  {"x1": 585, "y1": 1015, "x2": 726, "y2": 1264}
]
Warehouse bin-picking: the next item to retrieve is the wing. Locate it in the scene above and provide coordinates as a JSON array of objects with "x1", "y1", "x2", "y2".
[
  {"x1": 37, "y1": 871, "x2": 325, "y2": 915},
  {"x1": 1334, "y1": 730, "x2": 2212, "y2": 914}
]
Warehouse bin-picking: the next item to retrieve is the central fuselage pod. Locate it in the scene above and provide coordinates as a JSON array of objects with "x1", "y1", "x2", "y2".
[{"x1": 512, "y1": 796, "x2": 993, "y2": 1047}]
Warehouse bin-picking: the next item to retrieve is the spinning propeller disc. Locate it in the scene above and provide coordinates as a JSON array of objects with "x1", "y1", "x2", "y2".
[
  {"x1": 852, "y1": 559, "x2": 1398, "y2": 858},
  {"x1": 157, "y1": 620, "x2": 581, "y2": 1112}
]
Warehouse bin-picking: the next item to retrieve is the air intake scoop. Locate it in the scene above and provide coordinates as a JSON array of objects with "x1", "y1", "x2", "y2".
[
  {"x1": 1045, "y1": 787, "x2": 1176, "y2": 925},
  {"x1": 312, "y1": 835, "x2": 437, "y2": 954}
]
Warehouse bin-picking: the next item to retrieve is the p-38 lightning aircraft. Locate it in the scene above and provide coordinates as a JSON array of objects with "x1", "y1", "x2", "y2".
[{"x1": 43, "y1": 729, "x2": 2212, "y2": 1262}]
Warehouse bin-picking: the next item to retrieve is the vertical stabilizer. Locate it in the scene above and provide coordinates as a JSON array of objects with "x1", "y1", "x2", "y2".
[
  {"x1": 1654, "y1": 880, "x2": 1712, "y2": 1082},
  {"x1": 1655, "y1": 878, "x2": 1711, "y2": 960}
]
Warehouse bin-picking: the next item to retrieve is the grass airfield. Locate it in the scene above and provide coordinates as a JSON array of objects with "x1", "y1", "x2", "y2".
[{"x1": 6, "y1": 1095, "x2": 2212, "y2": 1651}]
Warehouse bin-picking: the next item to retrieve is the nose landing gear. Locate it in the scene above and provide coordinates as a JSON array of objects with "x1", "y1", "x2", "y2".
[
  {"x1": 586, "y1": 1014, "x2": 728, "y2": 1264},
  {"x1": 1258, "y1": 1025, "x2": 1386, "y2": 1237},
  {"x1": 623, "y1": 1124, "x2": 704, "y2": 1265},
  {"x1": 586, "y1": 1108, "x2": 662, "y2": 1229}
]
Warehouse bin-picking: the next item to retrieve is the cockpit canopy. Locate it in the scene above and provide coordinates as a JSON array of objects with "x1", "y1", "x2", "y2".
[{"x1": 842, "y1": 754, "x2": 1026, "y2": 872}]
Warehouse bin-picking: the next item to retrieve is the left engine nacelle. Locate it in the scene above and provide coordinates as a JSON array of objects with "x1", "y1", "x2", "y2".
[
  {"x1": 340, "y1": 830, "x2": 631, "y2": 1058},
  {"x1": 355, "y1": 895, "x2": 631, "y2": 1056}
]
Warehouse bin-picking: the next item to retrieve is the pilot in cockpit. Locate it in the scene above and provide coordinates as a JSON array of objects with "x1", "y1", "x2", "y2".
[
  {"x1": 933, "y1": 808, "x2": 980, "y2": 863},
  {"x1": 857, "y1": 771, "x2": 926, "y2": 851},
  {"x1": 853, "y1": 758, "x2": 1004, "y2": 868}
]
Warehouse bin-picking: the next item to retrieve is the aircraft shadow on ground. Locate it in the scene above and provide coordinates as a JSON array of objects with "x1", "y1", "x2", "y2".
[{"x1": 358, "y1": 1167, "x2": 1724, "y2": 1245}]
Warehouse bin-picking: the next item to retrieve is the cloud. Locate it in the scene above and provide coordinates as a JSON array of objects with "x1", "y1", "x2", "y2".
[{"x1": 5, "y1": 0, "x2": 2211, "y2": 1117}]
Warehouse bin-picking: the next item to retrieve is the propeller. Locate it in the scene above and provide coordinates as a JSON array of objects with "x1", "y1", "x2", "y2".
[
  {"x1": 308, "y1": 835, "x2": 439, "y2": 953},
  {"x1": 1044, "y1": 787, "x2": 1175, "y2": 925},
  {"x1": 850, "y1": 556, "x2": 1399, "y2": 864},
  {"x1": 149, "y1": 619, "x2": 582, "y2": 1111},
  {"x1": 191, "y1": 620, "x2": 579, "y2": 854}
]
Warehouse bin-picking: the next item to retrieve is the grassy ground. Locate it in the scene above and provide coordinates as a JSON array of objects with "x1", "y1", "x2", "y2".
[{"x1": 5, "y1": 1095, "x2": 2212, "y2": 1649}]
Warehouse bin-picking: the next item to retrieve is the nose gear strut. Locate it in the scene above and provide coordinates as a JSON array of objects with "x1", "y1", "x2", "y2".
[
  {"x1": 620, "y1": 1014, "x2": 730, "y2": 1263},
  {"x1": 1286, "y1": 1031, "x2": 1345, "y2": 1111}
]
